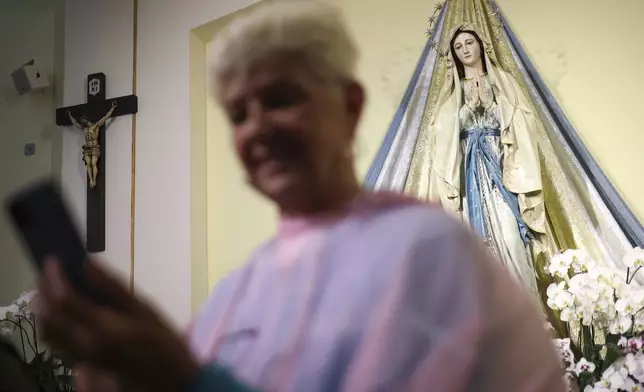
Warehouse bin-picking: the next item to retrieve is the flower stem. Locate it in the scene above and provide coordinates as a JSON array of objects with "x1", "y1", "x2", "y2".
[
  {"x1": 628, "y1": 266, "x2": 642, "y2": 284},
  {"x1": 1, "y1": 319, "x2": 37, "y2": 355},
  {"x1": 18, "y1": 324, "x2": 26, "y2": 361},
  {"x1": 16, "y1": 315, "x2": 39, "y2": 354}
]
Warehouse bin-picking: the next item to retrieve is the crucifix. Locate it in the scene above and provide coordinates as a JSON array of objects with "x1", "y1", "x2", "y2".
[{"x1": 55, "y1": 73, "x2": 138, "y2": 253}]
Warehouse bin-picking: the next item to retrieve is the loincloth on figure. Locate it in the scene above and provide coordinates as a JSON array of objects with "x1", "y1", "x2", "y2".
[{"x1": 82, "y1": 145, "x2": 101, "y2": 160}]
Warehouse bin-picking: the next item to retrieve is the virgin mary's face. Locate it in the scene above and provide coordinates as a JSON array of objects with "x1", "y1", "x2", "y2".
[{"x1": 452, "y1": 32, "x2": 481, "y2": 67}]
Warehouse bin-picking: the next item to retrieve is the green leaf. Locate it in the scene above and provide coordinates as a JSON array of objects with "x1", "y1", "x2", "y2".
[
  {"x1": 578, "y1": 372, "x2": 598, "y2": 389},
  {"x1": 602, "y1": 345, "x2": 623, "y2": 371},
  {"x1": 581, "y1": 326, "x2": 594, "y2": 359},
  {"x1": 13, "y1": 348, "x2": 76, "y2": 392}
]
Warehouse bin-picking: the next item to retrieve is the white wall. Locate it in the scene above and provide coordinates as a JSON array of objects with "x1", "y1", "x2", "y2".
[
  {"x1": 60, "y1": 0, "x2": 257, "y2": 328},
  {"x1": 61, "y1": 0, "x2": 134, "y2": 282},
  {"x1": 135, "y1": 0, "x2": 259, "y2": 327},
  {"x1": 0, "y1": 0, "x2": 58, "y2": 304}
]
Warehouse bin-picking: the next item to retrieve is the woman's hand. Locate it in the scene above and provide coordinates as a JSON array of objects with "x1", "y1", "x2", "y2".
[
  {"x1": 35, "y1": 258, "x2": 200, "y2": 392},
  {"x1": 74, "y1": 363, "x2": 155, "y2": 392},
  {"x1": 74, "y1": 364, "x2": 121, "y2": 392}
]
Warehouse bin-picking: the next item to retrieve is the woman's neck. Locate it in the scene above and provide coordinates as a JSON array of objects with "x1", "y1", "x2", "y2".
[
  {"x1": 464, "y1": 62, "x2": 485, "y2": 79},
  {"x1": 280, "y1": 172, "x2": 362, "y2": 221}
]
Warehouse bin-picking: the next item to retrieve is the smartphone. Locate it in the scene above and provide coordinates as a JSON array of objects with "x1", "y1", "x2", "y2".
[{"x1": 5, "y1": 179, "x2": 89, "y2": 293}]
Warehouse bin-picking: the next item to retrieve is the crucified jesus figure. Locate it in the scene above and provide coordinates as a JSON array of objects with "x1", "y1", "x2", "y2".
[{"x1": 67, "y1": 101, "x2": 117, "y2": 188}]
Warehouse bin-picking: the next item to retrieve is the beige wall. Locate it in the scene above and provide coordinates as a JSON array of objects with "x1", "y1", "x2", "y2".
[
  {"x1": 203, "y1": 0, "x2": 435, "y2": 287},
  {"x1": 497, "y1": 0, "x2": 644, "y2": 221},
  {"x1": 204, "y1": 0, "x2": 644, "y2": 288},
  {"x1": 204, "y1": 64, "x2": 278, "y2": 287}
]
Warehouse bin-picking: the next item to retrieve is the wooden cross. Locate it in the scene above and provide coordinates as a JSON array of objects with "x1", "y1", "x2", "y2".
[{"x1": 55, "y1": 73, "x2": 138, "y2": 253}]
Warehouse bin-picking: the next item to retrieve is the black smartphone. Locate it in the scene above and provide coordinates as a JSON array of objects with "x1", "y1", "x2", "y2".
[{"x1": 5, "y1": 179, "x2": 89, "y2": 293}]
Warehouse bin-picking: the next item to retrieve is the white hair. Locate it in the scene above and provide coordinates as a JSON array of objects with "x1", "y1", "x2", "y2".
[{"x1": 209, "y1": 0, "x2": 358, "y2": 95}]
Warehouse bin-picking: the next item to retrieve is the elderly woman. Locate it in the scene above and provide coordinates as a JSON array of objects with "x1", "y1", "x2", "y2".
[{"x1": 35, "y1": 1, "x2": 564, "y2": 391}]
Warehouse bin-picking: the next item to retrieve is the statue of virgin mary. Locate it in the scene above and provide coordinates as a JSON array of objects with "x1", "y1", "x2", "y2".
[
  {"x1": 429, "y1": 22, "x2": 544, "y2": 299},
  {"x1": 365, "y1": 0, "x2": 644, "y2": 337}
]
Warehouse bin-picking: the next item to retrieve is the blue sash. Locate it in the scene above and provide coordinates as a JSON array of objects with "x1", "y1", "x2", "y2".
[{"x1": 460, "y1": 128, "x2": 532, "y2": 244}]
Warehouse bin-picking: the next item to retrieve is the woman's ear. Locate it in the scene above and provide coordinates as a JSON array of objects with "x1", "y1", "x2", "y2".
[{"x1": 344, "y1": 81, "x2": 365, "y2": 139}]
